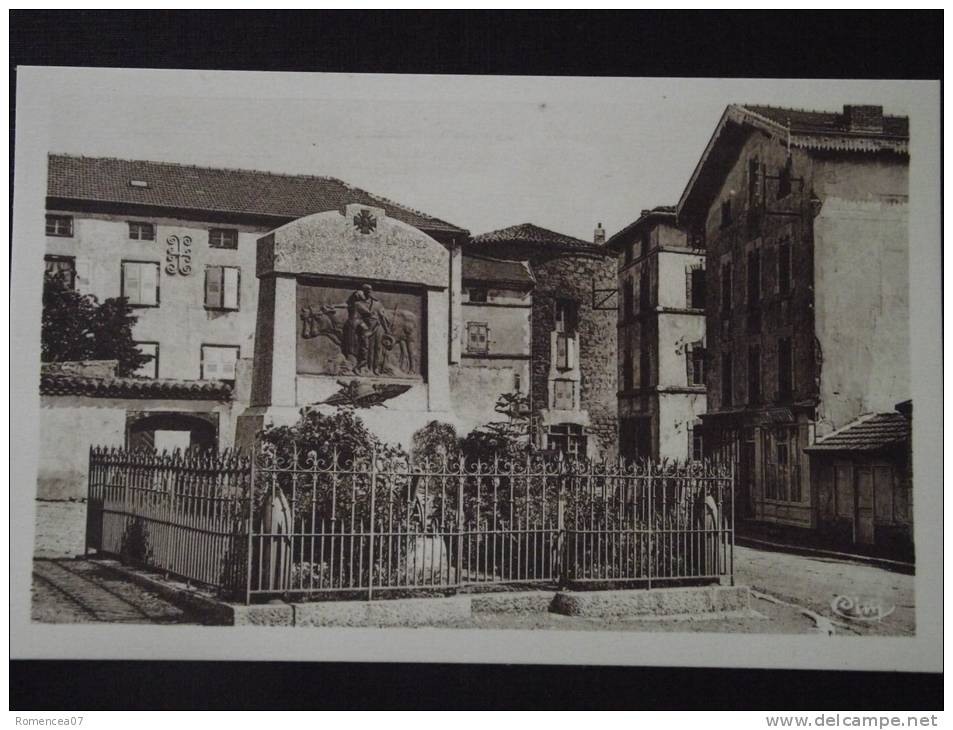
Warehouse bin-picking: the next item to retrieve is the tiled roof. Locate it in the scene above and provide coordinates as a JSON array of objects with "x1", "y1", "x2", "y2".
[
  {"x1": 47, "y1": 154, "x2": 468, "y2": 236},
  {"x1": 40, "y1": 372, "x2": 233, "y2": 401},
  {"x1": 741, "y1": 105, "x2": 909, "y2": 138},
  {"x1": 462, "y1": 255, "x2": 535, "y2": 287},
  {"x1": 469, "y1": 223, "x2": 610, "y2": 256},
  {"x1": 805, "y1": 412, "x2": 910, "y2": 454}
]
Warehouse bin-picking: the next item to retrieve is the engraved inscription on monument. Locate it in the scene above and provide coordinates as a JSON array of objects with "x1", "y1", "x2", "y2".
[{"x1": 296, "y1": 280, "x2": 423, "y2": 379}]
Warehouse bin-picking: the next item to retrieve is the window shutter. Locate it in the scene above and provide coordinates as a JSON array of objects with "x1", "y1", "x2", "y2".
[
  {"x1": 221, "y1": 348, "x2": 238, "y2": 379},
  {"x1": 567, "y1": 336, "x2": 576, "y2": 369},
  {"x1": 685, "y1": 266, "x2": 692, "y2": 308},
  {"x1": 223, "y1": 268, "x2": 239, "y2": 309},
  {"x1": 206, "y1": 266, "x2": 222, "y2": 307},
  {"x1": 124, "y1": 263, "x2": 140, "y2": 304},
  {"x1": 685, "y1": 342, "x2": 693, "y2": 385},
  {"x1": 142, "y1": 264, "x2": 158, "y2": 305}
]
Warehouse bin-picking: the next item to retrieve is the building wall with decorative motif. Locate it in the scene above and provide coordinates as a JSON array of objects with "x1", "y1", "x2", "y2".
[{"x1": 44, "y1": 208, "x2": 265, "y2": 382}]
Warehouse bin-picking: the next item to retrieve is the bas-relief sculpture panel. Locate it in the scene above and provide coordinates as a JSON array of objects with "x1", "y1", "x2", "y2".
[{"x1": 296, "y1": 280, "x2": 424, "y2": 380}]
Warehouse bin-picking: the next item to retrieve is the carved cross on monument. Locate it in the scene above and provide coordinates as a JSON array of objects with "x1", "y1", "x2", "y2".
[
  {"x1": 353, "y1": 208, "x2": 377, "y2": 234},
  {"x1": 165, "y1": 234, "x2": 193, "y2": 276}
]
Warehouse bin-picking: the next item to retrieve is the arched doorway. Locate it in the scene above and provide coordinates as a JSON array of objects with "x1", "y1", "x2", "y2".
[{"x1": 125, "y1": 411, "x2": 218, "y2": 453}]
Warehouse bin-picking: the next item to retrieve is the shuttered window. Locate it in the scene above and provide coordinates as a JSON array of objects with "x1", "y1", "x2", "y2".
[
  {"x1": 201, "y1": 345, "x2": 240, "y2": 381},
  {"x1": 205, "y1": 266, "x2": 240, "y2": 310},
  {"x1": 466, "y1": 322, "x2": 489, "y2": 354},
  {"x1": 134, "y1": 342, "x2": 159, "y2": 378},
  {"x1": 121, "y1": 261, "x2": 159, "y2": 306},
  {"x1": 44, "y1": 255, "x2": 76, "y2": 288}
]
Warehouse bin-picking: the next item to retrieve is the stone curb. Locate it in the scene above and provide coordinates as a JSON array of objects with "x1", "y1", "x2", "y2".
[
  {"x1": 88, "y1": 558, "x2": 751, "y2": 626},
  {"x1": 551, "y1": 585, "x2": 750, "y2": 618},
  {"x1": 90, "y1": 559, "x2": 233, "y2": 625}
]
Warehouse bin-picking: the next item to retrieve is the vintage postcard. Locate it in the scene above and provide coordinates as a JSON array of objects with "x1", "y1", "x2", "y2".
[{"x1": 10, "y1": 67, "x2": 942, "y2": 671}]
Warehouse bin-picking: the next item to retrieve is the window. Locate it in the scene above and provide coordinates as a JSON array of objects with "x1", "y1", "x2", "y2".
[
  {"x1": 555, "y1": 299, "x2": 578, "y2": 335},
  {"x1": 777, "y1": 157, "x2": 792, "y2": 199},
  {"x1": 468, "y1": 287, "x2": 488, "y2": 303},
  {"x1": 640, "y1": 343, "x2": 651, "y2": 389},
  {"x1": 747, "y1": 345, "x2": 761, "y2": 405},
  {"x1": 622, "y1": 278, "x2": 633, "y2": 320},
  {"x1": 639, "y1": 266, "x2": 651, "y2": 311},
  {"x1": 687, "y1": 343, "x2": 705, "y2": 386},
  {"x1": 552, "y1": 380, "x2": 575, "y2": 410},
  {"x1": 748, "y1": 157, "x2": 762, "y2": 208},
  {"x1": 46, "y1": 215, "x2": 73, "y2": 237},
  {"x1": 778, "y1": 237, "x2": 792, "y2": 295},
  {"x1": 466, "y1": 322, "x2": 489, "y2": 354},
  {"x1": 747, "y1": 249, "x2": 762, "y2": 331},
  {"x1": 641, "y1": 230, "x2": 650, "y2": 256},
  {"x1": 720, "y1": 199, "x2": 732, "y2": 229},
  {"x1": 747, "y1": 249, "x2": 761, "y2": 308},
  {"x1": 778, "y1": 337, "x2": 793, "y2": 400},
  {"x1": 547, "y1": 423, "x2": 587, "y2": 458},
  {"x1": 689, "y1": 265, "x2": 706, "y2": 309},
  {"x1": 720, "y1": 259, "x2": 733, "y2": 314},
  {"x1": 205, "y1": 266, "x2": 241, "y2": 310},
  {"x1": 722, "y1": 352, "x2": 733, "y2": 408},
  {"x1": 44, "y1": 255, "x2": 76, "y2": 289},
  {"x1": 209, "y1": 228, "x2": 238, "y2": 250},
  {"x1": 201, "y1": 345, "x2": 240, "y2": 382},
  {"x1": 624, "y1": 242, "x2": 634, "y2": 266},
  {"x1": 134, "y1": 342, "x2": 159, "y2": 379},
  {"x1": 556, "y1": 333, "x2": 576, "y2": 370},
  {"x1": 689, "y1": 430, "x2": 704, "y2": 461},
  {"x1": 128, "y1": 221, "x2": 155, "y2": 241},
  {"x1": 623, "y1": 349, "x2": 633, "y2": 392},
  {"x1": 121, "y1": 261, "x2": 160, "y2": 306}
]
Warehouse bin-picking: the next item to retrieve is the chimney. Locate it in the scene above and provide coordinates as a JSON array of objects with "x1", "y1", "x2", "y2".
[
  {"x1": 843, "y1": 105, "x2": 884, "y2": 134},
  {"x1": 594, "y1": 222, "x2": 606, "y2": 246}
]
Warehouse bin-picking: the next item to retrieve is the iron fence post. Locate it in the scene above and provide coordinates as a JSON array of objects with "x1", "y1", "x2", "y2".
[
  {"x1": 556, "y1": 468, "x2": 566, "y2": 589},
  {"x1": 368, "y1": 449, "x2": 377, "y2": 601},
  {"x1": 455, "y1": 456, "x2": 464, "y2": 587},
  {"x1": 245, "y1": 441, "x2": 256, "y2": 606},
  {"x1": 730, "y1": 459, "x2": 736, "y2": 587},
  {"x1": 647, "y1": 464, "x2": 653, "y2": 590}
]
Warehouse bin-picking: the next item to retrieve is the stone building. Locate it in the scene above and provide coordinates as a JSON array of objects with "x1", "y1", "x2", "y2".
[
  {"x1": 466, "y1": 223, "x2": 618, "y2": 459},
  {"x1": 607, "y1": 206, "x2": 707, "y2": 462},
  {"x1": 39, "y1": 154, "x2": 469, "y2": 498},
  {"x1": 676, "y1": 104, "x2": 910, "y2": 537}
]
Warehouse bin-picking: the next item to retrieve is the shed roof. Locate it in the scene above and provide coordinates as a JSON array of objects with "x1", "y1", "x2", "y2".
[
  {"x1": 805, "y1": 412, "x2": 911, "y2": 454},
  {"x1": 47, "y1": 154, "x2": 468, "y2": 237}
]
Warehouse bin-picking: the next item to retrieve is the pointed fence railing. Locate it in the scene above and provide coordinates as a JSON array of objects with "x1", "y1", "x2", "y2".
[{"x1": 86, "y1": 445, "x2": 734, "y2": 603}]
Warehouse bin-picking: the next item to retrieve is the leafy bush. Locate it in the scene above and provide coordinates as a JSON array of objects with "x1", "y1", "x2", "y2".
[{"x1": 41, "y1": 272, "x2": 151, "y2": 377}]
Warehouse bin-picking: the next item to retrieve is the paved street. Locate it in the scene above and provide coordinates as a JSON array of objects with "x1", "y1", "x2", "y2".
[
  {"x1": 733, "y1": 545, "x2": 915, "y2": 636},
  {"x1": 30, "y1": 548, "x2": 914, "y2": 634},
  {"x1": 31, "y1": 558, "x2": 205, "y2": 625}
]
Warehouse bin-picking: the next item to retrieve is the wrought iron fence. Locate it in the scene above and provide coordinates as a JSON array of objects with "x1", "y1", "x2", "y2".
[
  {"x1": 86, "y1": 447, "x2": 250, "y2": 594},
  {"x1": 86, "y1": 445, "x2": 734, "y2": 603}
]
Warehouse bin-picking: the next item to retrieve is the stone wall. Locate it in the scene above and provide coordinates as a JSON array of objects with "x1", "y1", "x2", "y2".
[{"x1": 532, "y1": 253, "x2": 618, "y2": 457}]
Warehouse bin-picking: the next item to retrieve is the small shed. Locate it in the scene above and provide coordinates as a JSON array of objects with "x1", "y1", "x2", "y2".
[{"x1": 805, "y1": 402, "x2": 912, "y2": 557}]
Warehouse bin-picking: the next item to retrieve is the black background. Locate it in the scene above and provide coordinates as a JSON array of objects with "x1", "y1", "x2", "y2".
[{"x1": 10, "y1": 9, "x2": 943, "y2": 711}]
